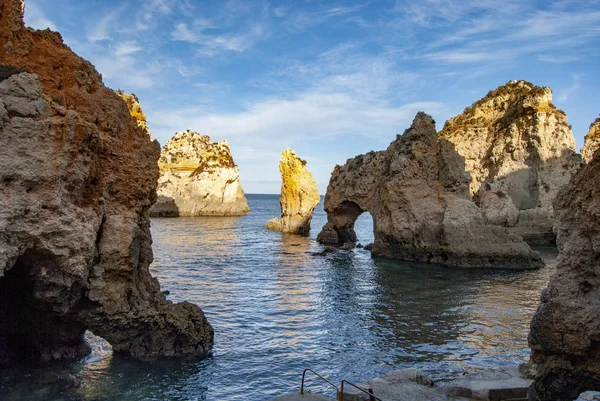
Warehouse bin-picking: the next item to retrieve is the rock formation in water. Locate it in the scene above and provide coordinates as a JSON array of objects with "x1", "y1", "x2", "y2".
[
  {"x1": 0, "y1": 0, "x2": 213, "y2": 365},
  {"x1": 115, "y1": 90, "x2": 148, "y2": 132},
  {"x1": 149, "y1": 130, "x2": 250, "y2": 217},
  {"x1": 317, "y1": 112, "x2": 543, "y2": 269},
  {"x1": 581, "y1": 117, "x2": 600, "y2": 163},
  {"x1": 266, "y1": 148, "x2": 321, "y2": 235},
  {"x1": 439, "y1": 80, "x2": 581, "y2": 243},
  {"x1": 527, "y1": 146, "x2": 600, "y2": 400}
]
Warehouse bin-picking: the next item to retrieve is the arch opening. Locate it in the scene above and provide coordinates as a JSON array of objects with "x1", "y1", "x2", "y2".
[{"x1": 0, "y1": 249, "x2": 90, "y2": 365}]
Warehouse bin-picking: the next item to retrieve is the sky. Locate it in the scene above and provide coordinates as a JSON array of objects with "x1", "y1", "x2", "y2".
[{"x1": 23, "y1": 0, "x2": 600, "y2": 194}]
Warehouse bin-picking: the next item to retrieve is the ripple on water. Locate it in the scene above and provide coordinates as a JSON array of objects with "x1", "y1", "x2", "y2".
[{"x1": 0, "y1": 195, "x2": 578, "y2": 400}]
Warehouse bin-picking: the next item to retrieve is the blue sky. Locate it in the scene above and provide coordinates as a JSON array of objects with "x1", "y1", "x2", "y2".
[{"x1": 24, "y1": 0, "x2": 600, "y2": 194}]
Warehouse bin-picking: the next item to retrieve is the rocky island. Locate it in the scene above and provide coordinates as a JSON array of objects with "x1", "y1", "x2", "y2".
[
  {"x1": 0, "y1": 0, "x2": 213, "y2": 364},
  {"x1": 266, "y1": 148, "x2": 321, "y2": 235},
  {"x1": 149, "y1": 130, "x2": 250, "y2": 217},
  {"x1": 440, "y1": 80, "x2": 581, "y2": 244},
  {"x1": 317, "y1": 112, "x2": 543, "y2": 269}
]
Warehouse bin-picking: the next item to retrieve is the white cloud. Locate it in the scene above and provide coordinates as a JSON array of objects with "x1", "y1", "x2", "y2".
[
  {"x1": 23, "y1": 2, "x2": 57, "y2": 30},
  {"x1": 87, "y1": 9, "x2": 122, "y2": 42},
  {"x1": 172, "y1": 22, "x2": 268, "y2": 55},
  {"x1": 114, "y1": 41, "x2": 142, "y2": 56}
]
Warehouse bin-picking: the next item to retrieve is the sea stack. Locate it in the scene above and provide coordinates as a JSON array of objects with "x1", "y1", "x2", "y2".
[
  {"x1": 266, "y1": 148, "x2": 321, "y2": 235},
  {"x1": 581, "y1": 117, "x2": 600, "y2": 163},
  {"x1": 149, "y1": 130, "x2": 250, "y2": 217},
  {"x1": 0, "y1": 0, "x2": 213, "y2": 364},
  {"x1": 527, "y1": 144, "x2": 600, "y2": 400},
  {"x1": 440, "y1": 80, "x2": 581, "y2": 244},
  {"x1": 317, "y1": 112, "x2": 543, "y2": 269}
]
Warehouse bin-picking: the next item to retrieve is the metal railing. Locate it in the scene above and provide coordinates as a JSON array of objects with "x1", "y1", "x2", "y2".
[
  {"x1": 299, "y1": 369, "x2": 385, "y2": 401},
  {"x1": 300, "y1": 368, "x2": 340, "y2": 396}
]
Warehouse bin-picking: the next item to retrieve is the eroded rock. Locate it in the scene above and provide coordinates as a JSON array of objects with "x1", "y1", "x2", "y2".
[
  {"x1": 581, "y1": 117, "x2": 600, "y2": 163},
  {"x1": 266, "y1": 148, "x2": 321, "y2": 235},
  {"x1": 439, "y1": 80, "x2": 581, "y2": 243},
  {"x1": 149, "y1": 130, "x2": 250, "y2": 217},
  {"x1": 317, "y1": 112, "x2": 543, "y2": 269},
  {"x1": 527, "y1": 148, "x2": 600, "y2": 400},
  {"x1": 0, "y1": 0, "x2": 213, "y2": 364}
]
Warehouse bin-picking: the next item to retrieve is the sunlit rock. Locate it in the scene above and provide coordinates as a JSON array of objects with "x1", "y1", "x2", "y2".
[
  {"x1": 439, "y1": 80, "x2": 581, "y2": 243},
  {"x1": 317, "y1": 112, "x2": 543, "y2": 269},
  {"x1": 526, "y1": 148, "x2": 600, "y2": 400},
  {"x1": 266, "y1": 148, "x2": 321, "y2": 235},
  {"x1": 0, "y1": 0, "x2": 213, "y2": 365},
  {"x1": 149, "y1": 130, "x2": 250, "y2": 217},
  {"x1": 581, "y1": 117, "x2": 600, "y2": 163}
]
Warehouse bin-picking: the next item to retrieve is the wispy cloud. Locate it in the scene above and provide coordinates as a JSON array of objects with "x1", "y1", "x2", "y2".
[
  {"x1": 23, "y1": 2, "x2": 57, "y2": 30},
  {"x1": 172, "y1": 22, "x2": 268, "y2": 55},
  {"x1": 86, "y1": 9, "x2": 122, "y2": 42}
]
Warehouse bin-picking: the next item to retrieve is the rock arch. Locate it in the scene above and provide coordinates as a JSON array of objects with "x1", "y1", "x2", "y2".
[{"x1": 317, "y1": 113, "x2": 543, "y2": 269}]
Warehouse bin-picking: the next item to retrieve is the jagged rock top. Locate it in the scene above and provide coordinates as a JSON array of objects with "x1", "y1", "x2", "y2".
[
  {"x1": 159, "y1": 130, "x2": 236, "y2": 173},
  {"x1": 581, "y1": 117, "x2": 600, "y2": 163}
]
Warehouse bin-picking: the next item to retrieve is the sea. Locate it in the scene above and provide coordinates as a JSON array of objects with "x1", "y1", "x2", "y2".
[{"x1": 2, "y1": 193, "x2": 595, "y2": 400}]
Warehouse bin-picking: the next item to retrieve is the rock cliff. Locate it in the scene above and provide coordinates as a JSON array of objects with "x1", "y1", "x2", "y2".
[
  {"x1": 149, "y1": 130, "x2": 250, "y2": 217},
  {"x1": 317, "y1": 112, "x2": 543, "y2": 269},
  {"x1": 440, "y1": 80, "x2": 581, "y2": 243},
  {"x1": 527, "y1": 146, "x2": 600, "y2": 400},
  {"x1": 266, "y1": 148, "x2": 321, "y2": 235},
  {"x1": 581, "y1": 117, "x2": 600, "y2": 163},
  {"x1": 0, "y1": 0, "x2": 213, "y2": 364}
]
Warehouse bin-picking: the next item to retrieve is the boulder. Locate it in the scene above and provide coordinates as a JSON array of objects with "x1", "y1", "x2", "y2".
[
  {"x1": 149, "y1": 130, "x2": 250, "y2": 217},
  {"x1": 527, "y1": 147, "x2": 600, "y2": 400},
  {"x1": 0, "y1": 0, "x2": 213, "y2": 364},
  {"x1": 439, "y1": 80, "x2": 581, "y2": 243},
  {"x1": 317, "y1": 112, "x2": 543, "y2": 269},
  {"x1": 266, "y1": 148, "x2": 321, "y2": 235},
  {"x1": 581, "y1": 117, "x2": 600, "y2": 163}
]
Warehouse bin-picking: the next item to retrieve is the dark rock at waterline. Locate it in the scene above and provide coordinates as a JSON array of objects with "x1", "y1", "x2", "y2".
[{"x1": 364, "y1": 243, "x2": 374, "y2": 251}]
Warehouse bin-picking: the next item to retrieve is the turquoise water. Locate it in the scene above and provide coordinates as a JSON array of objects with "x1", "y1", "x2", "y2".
[{"x1": 1, "y1": 194, "x2": 562, "y2": 400}]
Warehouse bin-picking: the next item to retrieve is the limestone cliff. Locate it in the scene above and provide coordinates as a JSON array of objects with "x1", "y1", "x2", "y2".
[
  {"x1": 149, "y1": 130, "x2": 250, "y2": 216},
  {"x1": 581, "y1": 117, "x2": 600, "y2": 163},
  {"x1": 266, "y1": 148, "x2": 321, "y2": 235},
  {"x1": 317, "y1": 112, "x2": 543, "y2": 269},
  {"x1": 527, "y1": 145, "x2": 600, "y2": 400},
  {"x1": 440, "y1": 80, "x2": 581, "y2": 243},
  {"x1": 115, "y1": 90, "x2": 148, "y2": 132},
  {"x1": 0, "y1": 0, "x2": 213, "y2": 364}
]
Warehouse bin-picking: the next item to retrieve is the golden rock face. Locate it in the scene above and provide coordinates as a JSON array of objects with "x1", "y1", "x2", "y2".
[
  {"x1": 150, "y1": 130, "x2": 249, "y2": 217},
  {"x1": 266, "y1": 148, "x2": 321, "y2": 235},
  {"x1": 581, "y1": 117, "x2": 600, "y2": 163},
  {"x1": 439, "y1": 80, "x2": 581, "y2": 243},
  {"x1": 115, "y1": 91, "x2": 148, "y2": 132}
]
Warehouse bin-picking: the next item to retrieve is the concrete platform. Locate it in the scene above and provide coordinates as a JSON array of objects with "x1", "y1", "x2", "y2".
[{"x1": 442, "y1": 367, "x2": 531, "y2": 401}]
